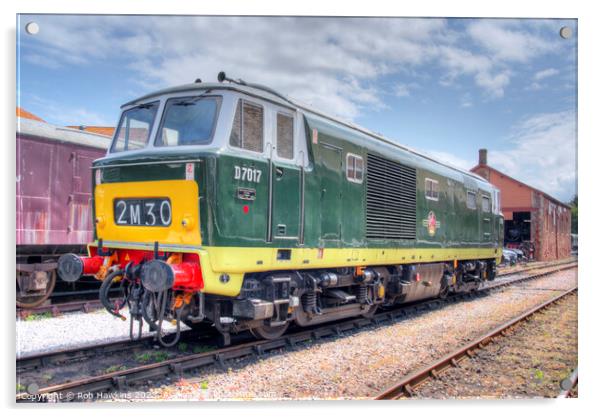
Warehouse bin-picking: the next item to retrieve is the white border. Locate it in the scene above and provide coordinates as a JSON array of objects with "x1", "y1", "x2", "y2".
[{"x1": 4, "y1": 2, "x2": 600, "y2": 416}]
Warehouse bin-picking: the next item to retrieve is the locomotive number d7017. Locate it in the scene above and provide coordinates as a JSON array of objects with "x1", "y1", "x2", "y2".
[{"x1": 114, "y1": 198, "x2": 172, "y2": 227}]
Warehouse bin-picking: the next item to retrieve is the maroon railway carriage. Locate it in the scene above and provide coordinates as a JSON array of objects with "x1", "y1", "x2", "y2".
[{"x1": 16, "y1": 117, "x2": 110, "y2": 307}]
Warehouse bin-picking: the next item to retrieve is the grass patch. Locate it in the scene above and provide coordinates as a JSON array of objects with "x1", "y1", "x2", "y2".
[
  {"x1": 24, "y1": 312, "x2": 53, "y2": 321},
  {"x1": 177, "y1": 342, "x2": 188, "y2": 352},
  {"x1": 152, "y1": 352, "x2": 169, "y2": 362},
  {"x1": 135, "y1": 352, "x2": 152, "y2": 363},
  {"x1": 135, "y1": 352, "x2": 169, "y2": 363},
  {"x1": 105, "y1": 365, "x2": 127, "y2": 374},
  {"x1": 193, "y1": 345, "x2": 213, "y2": 354}
]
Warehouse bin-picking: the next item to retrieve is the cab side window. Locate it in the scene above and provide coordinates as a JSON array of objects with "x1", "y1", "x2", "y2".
[
  {"x1": 229, "y1": 99, "x2": 264, "y2": 153},
  {"x1": 425, "y1": 178, "x2": 439, "y2": 201},
  {"x1": 482, "y1": 195, "x2": 491, "y2": 213},
  {"x1": 276, "y1": 113, "x2": 294, "y2": 159},
  {"x1": 346, "y1": 153, "x2": 364, "y2": 184},
  {"x1": 467, "y1": 191, "x2": 477, "y2": 209}
]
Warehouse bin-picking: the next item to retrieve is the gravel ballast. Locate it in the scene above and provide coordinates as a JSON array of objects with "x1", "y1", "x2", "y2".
[
  {"x1": 16, "y1": 307, "x2": 181, "y2": 357},
  {"x1": 415, "y1": 291, "x2": 578, "y2": 399},
  {"x1": 139, "y1": 267, "x2": 577, "y2": 400}
]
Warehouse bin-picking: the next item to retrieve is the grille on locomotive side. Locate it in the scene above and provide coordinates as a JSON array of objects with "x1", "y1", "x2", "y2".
[{"x1": 366, "y1": 153, "x2": 417, "y2": 240}]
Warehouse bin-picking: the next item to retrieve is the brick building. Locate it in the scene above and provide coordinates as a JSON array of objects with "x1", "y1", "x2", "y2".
[{"x1": 470, "y1": 149, "x2": 571, "y2": 261}]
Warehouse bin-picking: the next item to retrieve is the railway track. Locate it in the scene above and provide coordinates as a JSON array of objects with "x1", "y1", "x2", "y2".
[
  {"x1": 374, "y1": 285, "x2": 578, "y2": 399},
  {"x1": 15, "y1": 258, "x2": 577, "y2": 319},
  {"x1": 16, "y1": 261, "x2": 576, "y2": 402}
]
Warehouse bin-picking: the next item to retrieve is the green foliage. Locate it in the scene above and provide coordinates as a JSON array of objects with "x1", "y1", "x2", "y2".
[
  {"x1": 177, "y1": 342, "x2": 188, "y2": 352},
  {"x1": 135, "y1": 352, "x2": 152, "y2": 363},
  {"x1": 105, "y1": 365, "x2": 127, "y2": 374},
  {"x1": 135, "y1": 351, "x2": 170, "y2": 363},
  {"x1": 152, "y1": 351, "x2": 169, "y2": 362},
  {"x1": 193, "y1": 345, "x2": 212, "y2": 354},
  {"x1": 24, "y1": 312, "x2": 53, "y2": 321}
]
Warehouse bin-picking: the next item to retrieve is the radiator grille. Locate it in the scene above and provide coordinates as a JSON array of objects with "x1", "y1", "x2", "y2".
[{"x1": 366, "y1": 153, "x2": 416, "y2": 240}]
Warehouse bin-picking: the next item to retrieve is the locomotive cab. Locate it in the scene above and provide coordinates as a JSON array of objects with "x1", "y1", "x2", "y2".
[{"x1": 57, "y1": 79, "x2": 312, "y2": 345}]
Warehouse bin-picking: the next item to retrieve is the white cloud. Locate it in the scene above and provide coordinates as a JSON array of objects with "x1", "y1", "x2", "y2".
[
  {"x1": 393, "y1": 83, "x2": 411, "y2": 97},
  {"x1": 475, "y1": 70, "x2": 511, "y2": 98},
  {"x1": 436, "y1": 46, "x2": 511, "y2": 98},
  {"x1": 23, "y1": 53, "x2": 62, "y2": 69},
  {"x1": 488, "y1": 110, "x2": 577, "y2": 202},
  {"x1": 534, "y1": 68, "x2": 559, "y2": 80},
  {"x1": 420, "y1": 149, "x2": 473, "y2": 171},
  {"x1": 20, "y1": 16, "x2": 568, "y2": 119},
  {"x1": 467, "y1": 20, "x2": 557, "y2": 63},
  {"x1": 23, "y1": 93, "x2": 113, "y2": 126},
  {"x1": 460, "y1": 93, "x2": 473, "y2": 108}
]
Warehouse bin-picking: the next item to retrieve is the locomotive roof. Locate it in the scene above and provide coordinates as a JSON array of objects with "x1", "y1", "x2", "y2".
[
  {"x1": 17, "y1": 117, "x2": 111, "y2": 150},
  {"x1": 123, "y1": 81, "x2": 491, "y2": 187}
]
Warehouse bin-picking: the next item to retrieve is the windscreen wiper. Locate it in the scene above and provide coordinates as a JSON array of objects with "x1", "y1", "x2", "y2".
[{"x1": 173, "y1": 95, "x2": 208, "y2": 106}]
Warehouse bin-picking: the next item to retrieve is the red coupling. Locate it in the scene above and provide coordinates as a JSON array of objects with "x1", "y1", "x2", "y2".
[
  {"x1": 140, "y1": 259, "x2": 204, "y2": 292},
  {"x1": 57, "y1": 254, "x2": 104, "y2": 282},
  {"x1": 82, "y1": 256, "x2": 104, "y2": 275},
  {"x1": 171, "y1": 262, "x2": 204, "y2": 291}
]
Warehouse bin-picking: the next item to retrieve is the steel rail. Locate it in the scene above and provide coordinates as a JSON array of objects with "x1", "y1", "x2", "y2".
[
  {"x1": 17, "y1": 262, "x2": 577, "y2": 402},
  {"x1": 374, "y1": 285, "x2": 578, "y2": 400},
  {"x1": 17, "y1": 300, "x2": 104, "y2": 318},
  {"x1": 17, "y1": 335, "x2": 157, "y2": 373}
]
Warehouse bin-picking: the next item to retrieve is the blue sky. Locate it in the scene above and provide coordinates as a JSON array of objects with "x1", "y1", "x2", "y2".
[{"x1": 16, "y1": 15, "x2": 577, "y2": 202}]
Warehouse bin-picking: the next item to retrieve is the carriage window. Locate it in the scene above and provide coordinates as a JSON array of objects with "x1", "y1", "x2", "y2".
[
  {"x1": 425, "y1": 178, "x2": 439, "y2": 201},
  {"x1": 346, "y1": 154, "x2": 363, "y2": 184},
  {"x1": 276, "y1": 113, "x2": 294, "y2": 159},
  {"x1": 155, "y1": 96, "x2": 220, "y2": 147},
  {"x1": 467, "y1": 191, "x2": 477, "y2": 209},
  {"x1": 229, "y1": 100, "x2": 264, "y2": 153},
  {"x1": 482, "y1": 195, "x2": 491, "y2": 212},
  {"x1": 111, "y1": 102, "x2": 159, "y2": 153}
]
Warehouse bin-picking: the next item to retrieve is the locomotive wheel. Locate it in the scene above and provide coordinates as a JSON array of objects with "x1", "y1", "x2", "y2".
[
  {"x1": 16, "y1": 270, "x2": 57, "y2": 309},
  {"x1": 249, "y1": 321, "x2": 290, "y2": 340},
  {"x1": 361, "y1": 304, "x2": 378, "y2": 318}
]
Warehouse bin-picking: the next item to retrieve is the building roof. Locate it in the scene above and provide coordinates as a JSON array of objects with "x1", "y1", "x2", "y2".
[
  {"x1": 16, "y1": 107, "x2": 45, "y2": 123},
  {"x1": 66, "y1": 126, "x2": 115, "y2": 137},
  {"x1": 17, "y1": 117, "x2": 111, "y2": 150},
  {"x1": 470, "y1": 163, "x2": 571, "y2": 209}
]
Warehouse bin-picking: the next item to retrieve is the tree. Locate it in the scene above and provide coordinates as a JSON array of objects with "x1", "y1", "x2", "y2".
[{"x1": 569, "y1": 195, "x2": 578, "y2": 234}]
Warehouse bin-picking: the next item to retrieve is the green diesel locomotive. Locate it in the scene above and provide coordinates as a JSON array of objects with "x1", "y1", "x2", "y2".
[{"x1": 58, "y1": 72, "x2": 503, "y2": 346}]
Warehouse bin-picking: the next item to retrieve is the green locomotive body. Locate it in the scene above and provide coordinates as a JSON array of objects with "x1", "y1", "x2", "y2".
[{"x1": 58, "y1": 75, "x2": 503, "y2": 344}]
